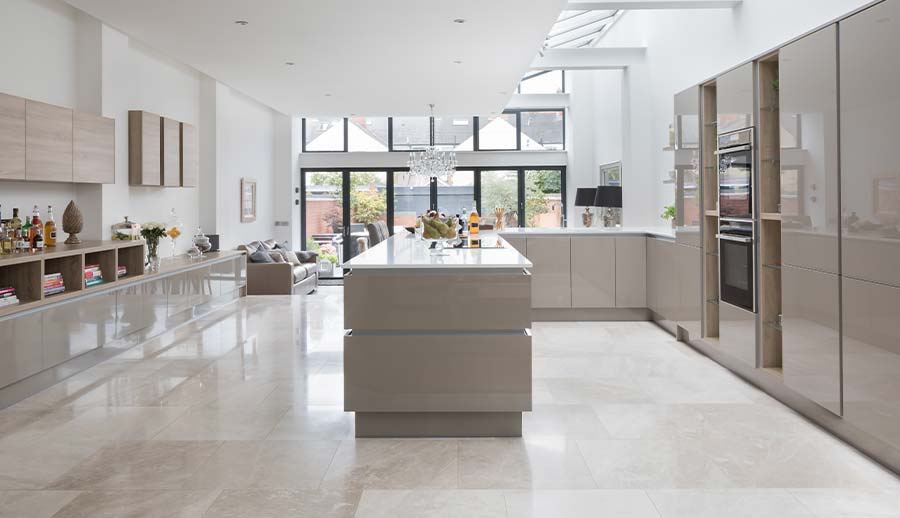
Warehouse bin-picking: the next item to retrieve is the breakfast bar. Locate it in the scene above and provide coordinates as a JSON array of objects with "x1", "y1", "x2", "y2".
[{"x1": 342, "y1": 232, "x2": 533, "y2": 437}]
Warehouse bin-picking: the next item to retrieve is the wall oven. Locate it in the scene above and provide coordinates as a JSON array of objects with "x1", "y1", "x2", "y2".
[
  {"x1": 718, "y1": 220, "x2": 755, "y2": 312},
  {"x1": 717, "y1": 128, "x2": 754, "y2": 220}
]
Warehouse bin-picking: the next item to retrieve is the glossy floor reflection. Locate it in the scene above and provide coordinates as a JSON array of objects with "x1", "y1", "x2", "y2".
[{"x1": 0, "y1": 288, "x2": 898, "y2": 517}]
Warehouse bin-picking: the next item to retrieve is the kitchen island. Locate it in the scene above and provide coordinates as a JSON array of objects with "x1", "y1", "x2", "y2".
[{"x1": 343, "y1": 232, "x2": 533, "y2": 437}]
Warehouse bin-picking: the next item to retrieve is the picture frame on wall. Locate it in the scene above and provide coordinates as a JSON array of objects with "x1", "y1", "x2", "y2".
[{"x1": 241, "y1": 178, "x2": 257, "y2": 223}]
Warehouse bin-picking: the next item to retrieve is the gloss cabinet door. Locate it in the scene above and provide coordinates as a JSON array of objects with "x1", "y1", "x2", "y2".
[
  {"x1": 25, "y1": 100, "x2": 73, "y2": 182},
  {"x1": 615, "y1": 237, "x2": 647, "y2": 308},
  {"x1": 526, "y1": 237, "x2": 572, "y2": 308},
  {"x1": 570, "y1": 237, "x2": 615, "y2": 308},
  {"x1": 716, "y1": 62, "x2": 754, "y2": 134},
  {"x1": 0, "y1": 313, "x2": 43, "y2": 388},
  {"x1": 0, "y1": 93, "x2": 26, "y2": 180}
]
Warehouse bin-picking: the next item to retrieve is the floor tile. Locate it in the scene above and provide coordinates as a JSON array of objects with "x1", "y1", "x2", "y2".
[
  {"x1": 187, "y1": 440, "x2": 339, "y2": 489},
  {"x1": 647, "y1": 489, "x2": 814, "y2": 517},
  {"x1": 202, "y1": 488, "x2": 358, "y2": 518},
  {"x1": 458, "y1": 437, "x2": 596, "y2": 490},
  {"x1": 52, "y1": 490, "x2": 219, "y2": 518},
  {"x1": 788, "y1": 488, "x2": 900, "y2": 517},
  {"x1": 503, "y1": 489, "x2": 660, "y2": 518},
  {"x1": 0, "y1": 490, "x2": 80, "y2": 518},
  {"x1": 266, "y1": 405, "x2": 355, "y2": 440},
  {"x1": 320, "y1": 439, "x2": 458, "y2": 492},
  {"x1": 355, "y1": 489, "x2": 507, "y2": 518}
]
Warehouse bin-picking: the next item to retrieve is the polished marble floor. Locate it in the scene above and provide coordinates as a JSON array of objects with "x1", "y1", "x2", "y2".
[{"x1": 1, "y1": 287, "x2": 899, "y2": 517}]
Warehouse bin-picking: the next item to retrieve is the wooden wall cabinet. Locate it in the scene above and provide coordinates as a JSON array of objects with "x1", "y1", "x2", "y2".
[
  {"x1": 180, "y1": 122, "x2": 198, "y2": 187},
  {"x1": 25, "y1": 100, "x2": 73, "y2": 182},
  {"x1": 0, "y1": 93, "x2": 26, "y2": 180},
  {"x1": 129, "y1": 110, "x2": 161, "y2": 186},
  {"x1": 716, "y1": 62, "x2": 755, "y2": 134},
  {"x1": 161, "y1": 117, "x2": 181, "y2": 187},
  {"x1": 74, "y1": 112, "x2": 115, "y2": 184}
]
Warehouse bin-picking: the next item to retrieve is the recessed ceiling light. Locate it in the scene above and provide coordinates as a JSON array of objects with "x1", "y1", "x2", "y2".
[
  {"x1": 453, "y1": 60, "x2": 463, "y2": 65},
  {"x1": 234, "y1": 20, "x2": 249, "y2": 26},
  {"x1": 324, "y1": 93, "x2": 332, "y2": 97},
  {"x1": 285, "y1": 61, "x2": 295, "y2": 66},
  {"x1": 498, "y1": 91, "x2": 507, "y2": 95},
  {"x1": 453, "y1": 18, "x2": 466, "y2": 24}
]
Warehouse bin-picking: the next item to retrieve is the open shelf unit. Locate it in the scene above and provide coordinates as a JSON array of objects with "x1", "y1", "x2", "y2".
[
  {"x1": 756, "y1": 52, "x2": 783, "y2": 369},
  {"x1": 0, "y1": 240, "x2": 145, "y2": 317},
  {"x1": 701, "y1": 81, "x2": 719, "y2": 338}
]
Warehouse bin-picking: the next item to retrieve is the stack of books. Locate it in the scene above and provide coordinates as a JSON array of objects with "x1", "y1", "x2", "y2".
[
  {"x1": 85, "y1": 264, "x2": 104, "y2": 288},
  {"x1": 44, "y1": 273, "x2": 65, "y2": 297},
  {"x1": 116, "y1": 265, "x2": 127, "y2": 278},
  {"x1": 0, "y1": 287, "x2": 19, "y2": 307}
]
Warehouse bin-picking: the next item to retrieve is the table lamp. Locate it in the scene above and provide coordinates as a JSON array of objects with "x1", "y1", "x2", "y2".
[
  {"x1": 594, "y1": 186, "x2": 623, "y2": 227},
  {"x1": 575, "y1": 188, "x2": 599, "y2": 227}
]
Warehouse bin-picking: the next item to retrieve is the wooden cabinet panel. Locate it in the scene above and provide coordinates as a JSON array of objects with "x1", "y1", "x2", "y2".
[
  {"x1": 180, "y1": 122, "x2": 198, "y2": 187},
  {"x1": 780, "y1": 25, "x2": 839, "y2": 274},
  {"x1": 840, "y1": 1, "x2": 900, "y2": 287},
  {"x1": 0, "y1": 313, "x2": 43, "y2": 388},
  {"x1": 161, "y1": 117, "x2": 180, "y2": 187},
  {"x1": 0, "y1": 93, "x2": 26, "y2": 180},
  {"x1": 783, "y1": 265, "x2": 841, "y2": 415},
  {"x1": 716, "y1": 62, "x2": 754, "y2": 134},
  {"x1": 570, "y1": 237, "x2": 615, "y2": 308},
  {"x1": 526, "y1": 237, "x2": 571, "y2": 308},
  {"x1": 25, "y1": 100, "x2": 73, "y2": 182},
  {"x1": 74, "y1": 112, "x2": 115, "y2": 184},
  {"x1": 129, "y1": 110, "x2": 161, "y2": 186},
  {"x1": 615, "y1": 237, "x2": 647, "y2": 308}
]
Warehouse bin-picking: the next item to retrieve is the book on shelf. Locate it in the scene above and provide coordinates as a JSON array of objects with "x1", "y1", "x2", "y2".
[
  {"x1": 44, "y1": 287, "x2": 65, "y2": 296},
  {"x1": 116, "y1": 265, "x2": 127, "y2": 277},
  {"x1": 43, "y1": 272, "x2": 62, "y2": 280},
  {"x1": 84, "y1": 270, "x2": 103, "y2": 279},
  {"x1": 84, "y1": 263, "x2": 100, "y2": 270},
  {"x1": 86, "y1": 278, "x2": 104, "y2": 287},
  {"x1": 43, "y1": 280, "x2": 64, "y2": 288},
  {"x1": 0, "y1": 296, "x2": 20, "y2": 307},
  {"x1": 0, "y1": 287, "x2": 15, "y2": 296}
]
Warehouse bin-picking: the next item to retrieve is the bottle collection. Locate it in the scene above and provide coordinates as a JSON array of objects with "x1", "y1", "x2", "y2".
[{"x1": 0, "y1": 204, "x2": 56, "y2": 255}]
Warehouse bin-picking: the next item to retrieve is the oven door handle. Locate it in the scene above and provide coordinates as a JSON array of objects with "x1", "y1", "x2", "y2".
[
  {"x1": 716, "y1": 234, "x2": 754, "y2": 243},
  {"x1": 714, "y1": 145, "x2": 752, "y2": 155}
]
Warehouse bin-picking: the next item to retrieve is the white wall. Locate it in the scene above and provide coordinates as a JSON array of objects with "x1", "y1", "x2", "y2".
[{"x1": 597, "y1": 0, "x2": 874, "y2": 224}]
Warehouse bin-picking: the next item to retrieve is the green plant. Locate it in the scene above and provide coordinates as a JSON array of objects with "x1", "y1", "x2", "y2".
[
  {"x1": 772, "y1": 78, "x2": 780, "y2": 91},
  {"x1": 305, "y1": 238, "x2": 321, "y2": 253},
  {"x1": 321, "y1": 253, "x2": 338, "y2": 264},
  {"x1": 661, "y1": 205, "x2": 676, "y2": 221}
]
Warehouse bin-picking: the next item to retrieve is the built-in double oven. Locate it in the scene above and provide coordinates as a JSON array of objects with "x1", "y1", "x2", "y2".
[{"x1": 716, "y1": 128, "x2": 755, "y2": 313}]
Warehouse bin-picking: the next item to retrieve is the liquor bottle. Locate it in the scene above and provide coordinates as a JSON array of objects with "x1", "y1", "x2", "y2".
[
  {"x1": 10, "y1": 208, "x2": 21, "y2": 231},
  {"x1": 21, "y1": 219, "x2": 32, "y2": 250},
  {"x1": 0, "y1": 223, "x2": 10, "y2": 255},
  {"x1": 29, "y1": 205, "x2": 41, "y2": 248},
  {"x1": 468, "y1": 207, "x2": 480, "y2": 235},
  {"x1": 33, "y1": 228, "x2": 43, "y2": 251},
  {"x1": 15, "y1": 229, "x2": 27, "y2": 254},
  {"x1": 44, "y1": 205, "x2": 57, "y2": 247},
  {"x1": 461, "y1": 207, "x2": 469, "y2": 235}
]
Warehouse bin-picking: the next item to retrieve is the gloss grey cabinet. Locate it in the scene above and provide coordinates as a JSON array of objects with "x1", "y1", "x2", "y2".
[
  {"x1": 527, "y1": 237, "x2": 572, "y2": 308},
  {"x1": 42, "y1": 292, "x2": 112, "y2": 368},
  {"x1": 780, "y1": 25, "x2": 839, "y2": 274},
  {"x1": 840, "y1": 0, "x2": 900, "y2": 287},
  {"x1": 716, "y1": 62, "x2": 754, "y2": 134},
  {"x1": 676, "y1": 243, "x2": 702, "y2": 339},
  {"x1": 615, "y1": 237, "x2": 647, "y2": 308},
  {"x1": 783, "y1": 265, "x2": 841, "y2": 415},
  {"x1": 571, "y1": 237, "x2": 615, "y2": 308},
  {"x1": 0, "y1": 312, "x2": 42, "y2": 388},
  {"x1": 719, "y1": 301, "x2": 757, "y2": 367},
  {"x1": 166, "y1": 273, "x2": 192, "y2": 318},
  {"x1": 675, "y1": 86, "x2": 702, "y2": 248},
  {"x1": 646, "y1": 237, "x2": 677, "y2": 321},
  {"x1": 503, "y1": 236, "x2": 526, "y2": 257},
  {"x1": 842, "y1": 277, "x2": 900, "y2": 450},
  {"x1": 116, "y1": 283, "x2": 146, "y2": 339}
]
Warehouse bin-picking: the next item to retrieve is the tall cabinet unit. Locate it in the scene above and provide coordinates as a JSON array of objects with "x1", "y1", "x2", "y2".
[
  {"x1": 701, "y1": 83, "x2": 720, "y2": 338},
  {"x1": 674, "y1": 86, "x2": 702, "y2": 248},
  {"x1": 840, "y1": 0, "x2": 900, "y2": 447},
  {"x1": 779, "y1": 24, "x2": 841, "y2": 415},
  {"x1": 129, "y1": 110, "x2": 162, "y2": 186},
  {"x1": 716, "y1": 62, "x2": 755, "y2": 134}
]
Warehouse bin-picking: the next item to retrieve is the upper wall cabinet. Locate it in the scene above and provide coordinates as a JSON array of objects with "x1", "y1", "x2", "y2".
[
  {"x1": 840, "y1": 0, "x2": 900, "y2": 287},
  {"x1": 780, "y1": 25, "x2": 839, "y2": 274},
  {"x1": 674, "y1": 86, "x2": 702, "y2": 247},
  {"x1": 180, "y1": 123, "x2": 198, "y2": 187},
  {"x1": 0, "y1": 93, "x2": 26, "y2": 180},
  {"x1": 25, "y1": 100, "x2": 73, "y2": 182},
  {"x1": 74, "y1": 112, "x2": 115, "y2": 184},
  {"x1": 716, "y1": 62, "x2": 755, "y2": 134},
  {"x1": 161, "y1": 117, "x2": 181, "y2": 187},
  {"x1": 129, "y1": 110, "x2": 162, "y2": 186}
]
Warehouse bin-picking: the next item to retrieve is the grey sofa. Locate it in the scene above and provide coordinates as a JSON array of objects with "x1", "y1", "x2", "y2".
[{"x1": 238, "y1": 240, "x2": 318, "y2": 295}]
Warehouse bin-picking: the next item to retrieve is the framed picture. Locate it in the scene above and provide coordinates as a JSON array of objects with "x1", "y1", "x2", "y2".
[
  {"x1": 241, "y1": 178, "x2": 257, "y2": 223},
  {"x1": 599, "y1": 161, "x2": 622, "y2": 187}
]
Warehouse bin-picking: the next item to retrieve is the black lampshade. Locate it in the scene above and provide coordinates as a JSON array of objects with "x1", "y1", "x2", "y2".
[
  {"x1": 575, "y1": 188, "x2": 598, "y2": 207},
  {"x1": 594, "y1": 186, "x2": 622, "y2": 208}
]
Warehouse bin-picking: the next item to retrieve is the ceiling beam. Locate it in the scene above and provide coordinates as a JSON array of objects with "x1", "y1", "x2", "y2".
[
  {"x1": 564, "y1": 0, "x2": 741, "y2": 9},
  {"x1": 531, "y1": 47, "x2": 646, "y2": 70}
]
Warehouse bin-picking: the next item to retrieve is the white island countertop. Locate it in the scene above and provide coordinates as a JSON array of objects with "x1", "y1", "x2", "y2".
[
  {"x1": 497, "y1": 226, "x2": 677, "y2": 240},
  {"x1": 344, "y1": 232, "x2": 533, "y2": 270}
]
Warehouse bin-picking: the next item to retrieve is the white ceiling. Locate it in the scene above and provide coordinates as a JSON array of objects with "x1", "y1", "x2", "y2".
[{"x1": 62, "y1": 0, "x2": 566, "y2": 117}]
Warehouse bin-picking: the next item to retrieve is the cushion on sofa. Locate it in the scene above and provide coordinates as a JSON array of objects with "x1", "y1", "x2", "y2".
[
  {"x1": 293, "y1": 265, "x2": 309, "y2": 282},
  {"x1": 295, "y1": 250, "x2": 318, "y2": 263},
  {"x1": 281, "y1": 250, "x2": 302, "y2": 266},
  {"x1": 269, "y1": 251, "x2": 287, "y2": 263},
  {"x1": 249, "y1": 251, "x2": 274, "y2": 263}
]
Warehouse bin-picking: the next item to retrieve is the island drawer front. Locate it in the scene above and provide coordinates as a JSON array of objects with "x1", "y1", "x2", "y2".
[
  {"x1": 344, "y1": 332, "x2": 532, "y2": 412},
  {"x1": 344, "y1": 271, "x2": 531, "y2": 331}
]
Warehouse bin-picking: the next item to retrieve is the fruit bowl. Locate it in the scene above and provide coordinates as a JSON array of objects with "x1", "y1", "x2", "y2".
[{"x1": 416, "y1": 212, "x2": 460, "y2": 255}]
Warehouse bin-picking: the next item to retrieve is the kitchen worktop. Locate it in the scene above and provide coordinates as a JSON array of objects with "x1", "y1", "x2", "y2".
[
  {"x1": 497, "y1": 226, "x2": 677, "y2": 240},
  {"x1": 343, "y1": 232, "x2": 533, "y2": 270}
]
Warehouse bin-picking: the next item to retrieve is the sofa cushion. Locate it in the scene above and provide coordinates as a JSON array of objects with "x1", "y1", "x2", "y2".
[
  {"x1": 249, "y1": 251, "x2": 274, "y2": 263},
  {"x1": 295, "y1": 250, "x2": 318, "y2": 263},
  {"x1": 269, "y1": 251, "x2": 287, "y2": 263},
  {"x1": 293, "y1": 265, "x2": 309, "y2": 282},
  {"x1": 282, "y1": 250, "x2": 302, "y2": 266}
]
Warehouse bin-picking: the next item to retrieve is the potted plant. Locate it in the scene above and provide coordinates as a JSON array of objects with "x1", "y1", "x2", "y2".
[
  {"x1": 141, "y1": 222, "x2": 167, "y2": 272},
  {"x1": 661, "y1": 205, "x2": 676, "y2": 228}
]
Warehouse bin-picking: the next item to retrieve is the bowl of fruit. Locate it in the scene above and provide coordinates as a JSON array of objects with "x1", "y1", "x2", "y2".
[{"x1": 416, "y1": 211, "x2": 460, "y2": 255}]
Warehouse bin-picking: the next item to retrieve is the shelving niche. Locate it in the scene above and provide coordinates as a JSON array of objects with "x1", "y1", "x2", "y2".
[{"x1": 701, "y1": 81, "x2": 719, "y2": 338}]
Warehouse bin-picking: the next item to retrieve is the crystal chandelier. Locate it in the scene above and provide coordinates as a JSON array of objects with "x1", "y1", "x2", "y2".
[{"x1": 408, "y1": 104, "x2": 457, "y2": 181}]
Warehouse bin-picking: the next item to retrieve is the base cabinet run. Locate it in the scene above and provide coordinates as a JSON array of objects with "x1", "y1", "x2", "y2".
[{"x1": 0, "y1": 255, "x2": 246, "y2": 391}]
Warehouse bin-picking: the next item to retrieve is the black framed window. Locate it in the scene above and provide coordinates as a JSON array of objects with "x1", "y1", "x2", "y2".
[
  {"x1": 476, "y1": 113, "x2": 519, "y2": 151},
  {"x1": 521, "y1": 110, "x2": 565, "y2": 151},
  {"x1": 390, "y1": 117, "x2": 431, "y2": 150},
  {"x1": 433, "y1": 117, "x2": 474, "y2": 151},
  {"x1": 517, "y1": 70, "x2": 566, "y2": 94},
  {"x1": 348, "y1": 117, "x2": 389, "y2": 151},
  {"x1": 525, "y1": 169, "x2": 565, "y2": 228},
  {"x1": 302, "y1": 117, "x2": 347, "y2": 152}
]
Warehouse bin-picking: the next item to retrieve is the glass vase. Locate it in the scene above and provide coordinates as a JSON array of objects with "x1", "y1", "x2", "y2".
[{"x1": 147, "y1": 240, "x2": 161, "y2": 273}]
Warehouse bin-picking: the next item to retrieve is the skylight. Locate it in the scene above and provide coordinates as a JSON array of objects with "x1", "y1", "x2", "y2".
[{"x1": 545, "y1": 9, "x2": 619, "y2": 49}]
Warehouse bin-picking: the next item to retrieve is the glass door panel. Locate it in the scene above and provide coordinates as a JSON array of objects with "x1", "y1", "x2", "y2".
[
  {"x1": 348, "y1": 171, "x2": 387, "y2": 261},
  {"x1": 480, "y1": 170, "x2": 520, "y2": 229},
  {"x1": 393, "y1": 171, "x2": 430, "y2": 231},
  {"x1": 525, "y1": 169, "x2": 564, "y2": 228},
  {"x1": 437, "y1": 170, "x2": 475, "y2": 218},
  {"x1": 304, "y1": 171, "x2": 343, "y2": 278}
]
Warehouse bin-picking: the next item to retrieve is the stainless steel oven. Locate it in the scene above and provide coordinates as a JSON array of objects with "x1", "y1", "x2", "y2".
[
  {"x1": 718, "y1": 220, "x2": 755, "y2": 312},
  {"x1": 717, "y1": 128, "x2": 754, "y2": 220}
]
